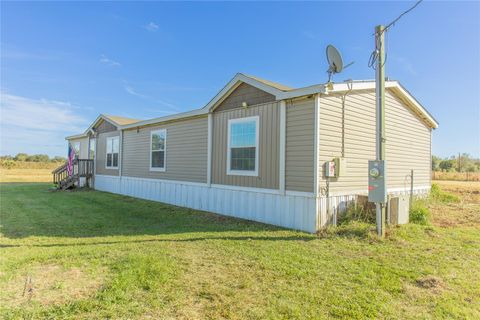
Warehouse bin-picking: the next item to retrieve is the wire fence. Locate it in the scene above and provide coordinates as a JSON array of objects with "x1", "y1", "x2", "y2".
[{"x1": 432, "y1": 171, "x2": 480, "y2": 182}]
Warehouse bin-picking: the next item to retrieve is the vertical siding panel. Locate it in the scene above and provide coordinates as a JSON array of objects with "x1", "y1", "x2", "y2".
[
  {"x1": 285, "y1": 98, "x2": 315, "y2": 192},
  {"x1": 122, "y1": 117, "x2": 208, "y2": 183},
  {"x1": 96, "y1": 130, "x2": 120, "y2": 176},
  {"x1": 318, "y1": 89, "x2": 431, "y2": 194},
  {"x1": 212, "y1": 102, "x2": 280, "y2": 189}
]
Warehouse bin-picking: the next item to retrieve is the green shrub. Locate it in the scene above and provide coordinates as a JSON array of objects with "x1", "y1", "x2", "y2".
[
  {"x1": 1, "y1": 160, "x2": 16, "y2": 169},
  {"x1": 430, "y1": 183, "x2": 460, "y2": 203},
  {"x1": 410, "y1": 199, "x2": 430, "y2": 225}
]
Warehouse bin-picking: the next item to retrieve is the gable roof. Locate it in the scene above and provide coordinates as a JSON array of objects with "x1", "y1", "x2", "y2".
[
  {"x1": 66, "y1": 114, "x2": 142, "y2": 140},
  {"x1": 243, "y1": 74, "x2": 293, "y2": 91},
  {"x1": 69, "y1": 74, "x2": 438, "y2": 135},
  {"x1": 102, "y1": 115, "x2": 141, "y2": 126},
  {"x1": 85, "y1": 114, "x2": 141, "y2": 133},
  {"x1": 204, "y1": 73, "x2": 292, "y2": 112}
]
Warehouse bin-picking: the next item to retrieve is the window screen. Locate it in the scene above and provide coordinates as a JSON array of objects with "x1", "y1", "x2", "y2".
[
  {"x1": 228, "y1": 117, "x2": 258, "y2": 175},
  {"x1": 151, "y1": 129, "x2": 166, "y2": 170}
]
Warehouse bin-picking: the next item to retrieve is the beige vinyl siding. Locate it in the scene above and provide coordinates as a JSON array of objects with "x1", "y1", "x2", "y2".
[
  {"x1": 212, "y1": 102, "x2": 279, "y2": 189},
  {"x1": 215, "y1": 82, "x2": 276, "y2": 112},
  {"x1": 96, "y1": 119, "x2": 117, "y2": 134},
  {"x1": 96, "y1": 130, "x2": 120, "y2": 176},
  {"x1": 285, "y1": 98, "x2": 315, "y2": 193},
  {"x1": 68, "y1": 137, "x2": 89, "y2": 159},
  {"x1": 122, "y1": 116, "x2": 208, "y2": 183},
  {"x1": 318, "y1": 89, "x2": 431, "y2": 194},
  {"x1": 385, "y1": 92, "x2": 432, "y2": 188}
]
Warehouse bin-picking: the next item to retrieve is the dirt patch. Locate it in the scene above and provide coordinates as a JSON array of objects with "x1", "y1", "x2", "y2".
[
  {"x1": 416, "y1": 275, "x2": 445, "y2": 293},
  {"x1": 1, "y1": 264, "x2": 105, "y2": 307}
]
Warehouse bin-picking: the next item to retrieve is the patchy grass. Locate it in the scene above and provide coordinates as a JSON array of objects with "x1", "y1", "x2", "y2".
[
  {"x1": 2, "y1": 264, "x2": 105, "y2": 307},
  {"x1": 430, "y1": 181, "x2": 480, "y2": 228},
  {"x1": 430, "y1": 183, "x2": 460, "y2": 203},
  {"x1": 1, "y1": 182, "x2": 479, "y2": 319}
]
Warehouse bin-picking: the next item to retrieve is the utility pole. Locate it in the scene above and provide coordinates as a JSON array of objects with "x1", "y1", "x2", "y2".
[
  {"x1": 458, "y1": 152, "x2": 461, "y2": 172},
  {"x1": 375, "y1": 25, "x2": 386, "y2": 237}
]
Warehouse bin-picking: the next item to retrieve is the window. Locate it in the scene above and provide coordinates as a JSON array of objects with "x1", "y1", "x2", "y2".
[
  {"x1": 89, "y1": 138, "x2": 96, "y2": 160},
  {"x1": 73, "y1": 142, "x2": 80, "y2": 156},
  {"x1": 227, "y1": 116, "x2": 259, "y2": 176},
  {"x1": 150, "y1": 129, "x2": 166, "y2": 171},
  {"x1": 106, "y1": 136, "x2": 119, "y2": 169}
]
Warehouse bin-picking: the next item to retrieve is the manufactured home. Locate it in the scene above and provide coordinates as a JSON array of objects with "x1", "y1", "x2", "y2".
[{"x1": 62, "y1": 73, "x2": 438, "y2": 232}]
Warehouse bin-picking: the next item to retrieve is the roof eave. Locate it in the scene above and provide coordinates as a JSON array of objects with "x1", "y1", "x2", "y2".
[
  {"x1": 120, "y1": 108, "x2": 208, "y2": 130},
  {"x1": 391, "y1": 83, "x2": 439, "y2": 129},
  {"x1": 65, "y1": 133, "x2": 88, "y2": 140},
  {"x1": 325, "y1": 80, "x2": 438, "y2": 129}
]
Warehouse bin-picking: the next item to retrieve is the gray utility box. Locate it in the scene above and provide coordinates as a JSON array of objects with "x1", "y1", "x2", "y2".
[
  {"x1": 388, "y1": 195, "x2": 410, "y2": 225},
  {"x1": 368, "y1": 160, "x2": 387, "y2": 203}
]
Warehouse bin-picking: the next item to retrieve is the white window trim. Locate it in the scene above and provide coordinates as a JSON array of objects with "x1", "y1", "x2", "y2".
[
  {"x1": 149, "y1": 129, "x2": 167, "y2": 172},
  {"x1": 105, "y1": 136, "x2": 119, "y2": 169},
  {"x1": 227, "y1": 116, "x2": 259, "y2": 177}
]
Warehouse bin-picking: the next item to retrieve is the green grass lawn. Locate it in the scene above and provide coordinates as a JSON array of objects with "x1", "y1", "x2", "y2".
[{"x1": 1, "y1": 183, "x2": 479, "y2": 319}]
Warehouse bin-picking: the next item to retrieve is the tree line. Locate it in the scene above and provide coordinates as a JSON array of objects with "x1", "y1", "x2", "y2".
[
  {"x1": 0, "y1": 153, "x2": 67, "y2": 163},
  {"x1": 1, "y1": 153, "x2": 478, "y2": 172},
  {"x1": 432, "y1": 153, "x2": 480, "y2": 172}
]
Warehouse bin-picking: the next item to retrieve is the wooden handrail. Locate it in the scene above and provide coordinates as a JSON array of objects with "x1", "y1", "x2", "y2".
[
  {"x1": 52, "y1": 162, "x2": 67, "y2": 174},
  {"x1": 52, "y1": 159, "x2": 94, "y2": 187}
]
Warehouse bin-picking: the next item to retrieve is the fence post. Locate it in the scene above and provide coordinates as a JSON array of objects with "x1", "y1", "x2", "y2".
[{"x1": 410, "y1": 169, "x2": 414, "y2": 207}]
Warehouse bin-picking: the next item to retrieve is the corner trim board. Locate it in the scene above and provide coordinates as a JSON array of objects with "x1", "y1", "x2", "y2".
[
  {"x1": 207, "y1": 113, "x2": 213, "y2": 186},
  {"x1": 279, "y1": 100, "x2": 286, "y2": 194}
]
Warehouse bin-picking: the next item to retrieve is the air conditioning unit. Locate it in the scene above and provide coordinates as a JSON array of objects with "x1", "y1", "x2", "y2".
[{"x1": 388, "y1": 195, "x2": 410, "y2": 225}]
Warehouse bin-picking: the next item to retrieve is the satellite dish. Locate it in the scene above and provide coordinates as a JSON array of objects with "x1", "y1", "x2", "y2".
[{"x1": 326, "y1": 45, "x2": 344, "y2": 74}]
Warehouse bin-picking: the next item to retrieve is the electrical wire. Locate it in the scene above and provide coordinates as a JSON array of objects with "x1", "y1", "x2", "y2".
[
  {"x1": 368, "y1": 0, "x2": 423, "y2": 69},
  {"x1": 383, "y1": 0, "x2": 424, "y2": 34}
]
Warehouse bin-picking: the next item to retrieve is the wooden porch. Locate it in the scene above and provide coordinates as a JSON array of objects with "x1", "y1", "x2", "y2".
[{"x1": 52, "y1": 159, "x2": 94, "y2": 190}]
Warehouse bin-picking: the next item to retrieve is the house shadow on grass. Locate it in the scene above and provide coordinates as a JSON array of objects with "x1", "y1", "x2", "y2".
[
  {"x1": 0, "y1": 234, "x2": 318, "y2": 248},
  {"x1": 0, "y1": 183, "x2": 316, "y2": 241}
]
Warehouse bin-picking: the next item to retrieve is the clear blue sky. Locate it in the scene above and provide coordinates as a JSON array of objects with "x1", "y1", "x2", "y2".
[{"x1": 1, "y1": 1, "x2": 479, "y2": 158}]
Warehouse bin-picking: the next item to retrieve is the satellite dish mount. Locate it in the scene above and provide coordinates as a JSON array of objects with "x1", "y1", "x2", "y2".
[{"x1": 326, "y1": 44, "x2": 344, "y2": 82}]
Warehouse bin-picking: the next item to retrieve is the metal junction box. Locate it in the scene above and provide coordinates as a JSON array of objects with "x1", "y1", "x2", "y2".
[
  {"x1": 388, "y1": 195, "x2": 410, "y2": 225},
  {"x1": 325, "y1": 158, "x2": 347, "y2": 178},
  {"x1": 334, "y1": 157, "x2": 347, "y2": 177},
  {"x1": 368, "y1": 160, "x2": 387, "y2": 203}
]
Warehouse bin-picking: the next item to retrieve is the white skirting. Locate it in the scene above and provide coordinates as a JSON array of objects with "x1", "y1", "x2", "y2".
[
  {"x1": 94, "y1": 175, "x2": 318, "y2": 233},
  {"x1": 94, "y1": 175, "x2": 431, "y2": 233}
]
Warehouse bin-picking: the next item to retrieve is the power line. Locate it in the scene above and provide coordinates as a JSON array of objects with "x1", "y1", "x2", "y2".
[
  {"x1": 368, "y1": 0, "x2": 424, "y2": 69},
  {"x1": 383, "y1": 0, "x2": 424, "y2": 34}
]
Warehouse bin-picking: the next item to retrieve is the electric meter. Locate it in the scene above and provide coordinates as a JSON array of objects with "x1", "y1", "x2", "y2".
[{"x1": 368, "y1": 160, "x2": 387, "y2": 203}]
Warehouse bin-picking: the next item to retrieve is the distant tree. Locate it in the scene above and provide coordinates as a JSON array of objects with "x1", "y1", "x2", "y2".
[
  {"x1": 466, "y1": 165, "x2": 477, "y2": 172},
  {"x1": 439, "y1": 159, "x2": 455, "y2": 172},
  {"x1": 14, "y1": 153, "x2": 28, "y2": 161},
  {"x1": 432, "y1": 155, "x2": 441, "y2": 171},
  {"x1": 457, "y1": 153, "x2": 477, "y2": 172},
  {"x1": 26, "y1": 154, "x2": 50, "y2": 162},
  {"x1": 52, "y1": 156, "x2": 67, "y2": 162},
  {"x1": 0, "y1": 155, "x2": 13, "y2": 160},
  {"x1": 1, "y1": 160, "x2": 15, "y2": 169}
]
